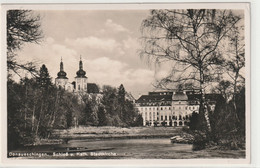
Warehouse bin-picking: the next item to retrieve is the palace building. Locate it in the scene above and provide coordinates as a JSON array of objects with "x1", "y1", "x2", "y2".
[
  {"x1": 135, "y1": 90, "x2": 221, "y2": 127},
  {"x1": 55, "y1": 57, "x2": 99, "y2": 94},
  {"x1": 55, "y1": 57, "x2": 221, "y2": 127}
]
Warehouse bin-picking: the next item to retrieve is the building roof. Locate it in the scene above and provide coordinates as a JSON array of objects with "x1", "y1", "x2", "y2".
[
  {"x1": 57, "y1": 60, "x2": 68, "y2": 79},
  {"x1": 76, "y1": 59, "x2": 87, "y2": 78},
  {"x1": 148, "y1": 91, "x2": 173, "y2": 96},
  {"x1": 56, "y1": 74, "x2": 68, "y2": 79},
  {"x1": 136, "y1": 94, "x2": 172, "y2": 103},
  {"x1": 136, "y1": 90, "x2": 224, "y2": 104},
  {"x1": 187, "y1": 93, "x2": 224, "y2": 102},
  {"x1": 87, "y1": 83, "x2": 99, "y2": 93},
  {"x1": 76, "y1": 69, "x2": 87, "y2": 78},
  {"x1": 172, "y1": 92, "x2": 188, "y2": 101}
]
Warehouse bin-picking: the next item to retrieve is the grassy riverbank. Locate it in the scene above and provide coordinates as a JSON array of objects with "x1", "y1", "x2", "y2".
[{"x1": 51, "y1": 126, "x2": 184, "y2": 141}]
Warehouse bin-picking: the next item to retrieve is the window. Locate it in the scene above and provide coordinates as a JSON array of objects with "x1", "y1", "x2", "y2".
[
  {"x1": 161, "y1": 107, "x2": 163, "y2": 110},
  {"x1": 165, "y1": 116, "x2": 167, "y2": 120},
  {"x1": 179, "y1": 101, "x2": 181, "y2": 104},
  {"x1": 185, "y1": 107, "x2": 187, "y2": 110},
  {"x1": 169, "y1": 107, "x2": 171, "y2": 110},
  {"x1": 161, "y1": 116, "x2": 163, "y2": 120},
  {"x1": 78, "y1": 85, "x2": 80, "y2": 90}
]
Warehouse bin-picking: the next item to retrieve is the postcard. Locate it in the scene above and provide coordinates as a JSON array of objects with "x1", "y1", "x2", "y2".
[{"x1": 0, "y1": 2, "x2": 250, "y2": 166}]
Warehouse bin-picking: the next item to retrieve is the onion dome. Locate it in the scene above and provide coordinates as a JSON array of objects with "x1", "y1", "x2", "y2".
[
  {"x1": 57, "y1": 58, "x2": 68, "y2": 79},
  {"x1": 76, "y1": 56, "x2": 87, "y2": 78}
]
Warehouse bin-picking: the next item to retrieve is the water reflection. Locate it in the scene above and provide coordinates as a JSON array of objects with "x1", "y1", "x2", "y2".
[{"x1": 64, "y1": 138, "x2": 193, "y2": 158}]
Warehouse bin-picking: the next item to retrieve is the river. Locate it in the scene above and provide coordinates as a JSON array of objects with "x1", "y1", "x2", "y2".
[
  {"x1": 66, "y1": 138, "x2": 193, "y2": 159},
  {"x1": 9, "y1": 138, "x2": 245, "y2": 159}
]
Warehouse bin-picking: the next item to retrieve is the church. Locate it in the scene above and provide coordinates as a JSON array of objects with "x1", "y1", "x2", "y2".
[{"x1": 55, "y1": 57, "x2": 99, "y2": 94}]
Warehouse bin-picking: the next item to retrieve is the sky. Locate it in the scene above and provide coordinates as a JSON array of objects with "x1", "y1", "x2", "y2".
[
  {"x1": 16, "y1": 10, "x2": 170, "y2": 98},
  {"x1": 14, "y1": 9, "x2": 245, "y2": 98}
]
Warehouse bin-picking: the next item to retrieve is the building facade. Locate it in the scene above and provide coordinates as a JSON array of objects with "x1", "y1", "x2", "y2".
[
  {"x1": 135, "y1": 90, "x2": 218, "y2": 127},
  {"x1": 55, "y1": 57, "x2": 99, "y2": 94}
]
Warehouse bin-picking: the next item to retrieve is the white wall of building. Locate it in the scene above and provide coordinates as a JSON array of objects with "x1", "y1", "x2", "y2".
[{"x1": 137, "y1": 100, "x2": 200, "y2": 127}]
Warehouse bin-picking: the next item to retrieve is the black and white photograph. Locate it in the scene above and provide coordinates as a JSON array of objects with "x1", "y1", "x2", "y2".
[{"x1": 1, "y1": 3, "x2": 250, "y2": 165}]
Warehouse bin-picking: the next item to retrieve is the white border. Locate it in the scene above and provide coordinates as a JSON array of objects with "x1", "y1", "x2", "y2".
[{"x1": 0, "y1": 2, "x2": 253, "y2": 167}]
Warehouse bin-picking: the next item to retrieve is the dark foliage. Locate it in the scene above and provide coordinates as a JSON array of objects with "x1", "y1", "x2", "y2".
[
  {"x1": 7, "y1": 65, "x2": 81, "y2": 150},
  {"x1": 189, "y1": 112, "x2": 200, "y2": 130},
  {"x1": 37, "y1": 64, "x2": 52, "y2": 89},
  {"x1": 192, "y1": 132, "x2": 208, "y2": 151},
  {"x1": 97, "y1": 105, "x2": 107, "y2": 126},
  {"x1": 132, "y1": 114, "x2": 144, "y2": 127},
  {"x1": 7, "y1": 10, "x2": 43, "y2": 77}
]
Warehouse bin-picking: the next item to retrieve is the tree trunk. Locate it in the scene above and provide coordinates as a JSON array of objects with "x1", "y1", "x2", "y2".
[
  {"x1": 35, "y1": 100, "x2": 44, "y2": 137},
  {"x1": 24, "y1": 84, "x2": 28, "y2": 128},
  {"x1": 233, "y1": 37, "x2": 240, "y2": 122},
  {"x1": 200, "y1": 69, "x2": 211, "y2": 132},
  {"x1": 32, "y1": 103, "x2": 35, "y2": 131},
  {"x1": 201, "y1": 88, "x2": 212, "y2": 132},
  {"x1": 233, "y1": 74, "x2": 240, "y2": 122}
]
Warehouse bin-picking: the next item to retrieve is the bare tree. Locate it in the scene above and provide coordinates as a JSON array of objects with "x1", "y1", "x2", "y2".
[
  {"x1": 7, "y1": 10, "x2": 43, "y2": 77},
  {"x1": 225, "y1": 25, "x2": 245, "y2": 121},
  {"x1": 214, "y1": 80, "x2": 232, "y2": 103},
  {"x1": 140, "y1": 9, "x2": 241, "y2": 132}
]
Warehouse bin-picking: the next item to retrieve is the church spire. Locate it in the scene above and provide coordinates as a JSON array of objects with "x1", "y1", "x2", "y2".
[
  {"x1": 76, "y1": 55, "x2": 87, "y2": 78},
  {"x1": 57, "y1": 56, "x2": 67, "y2": 79},
  {"x1": 60, "y1": 57, "x2": 64, "y2": 71},
  {"x1": 79, "y1": 55, "x2": 83, "y2": 70}
]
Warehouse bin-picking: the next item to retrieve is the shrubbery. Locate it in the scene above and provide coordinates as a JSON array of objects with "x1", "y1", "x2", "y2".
[{"x1": 187, "y1": 88, "x2": 245, "y2": 150}]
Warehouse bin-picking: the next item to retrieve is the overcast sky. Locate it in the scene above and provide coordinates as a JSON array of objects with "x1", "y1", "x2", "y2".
[
  {"x1": 16, "y1": 10, "x2": 171, "y2": 98},
  {"x1": 15, "y1": 9, "x2": 245, "y2": 98}
]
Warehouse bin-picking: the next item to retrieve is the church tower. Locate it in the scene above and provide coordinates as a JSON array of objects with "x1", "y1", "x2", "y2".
[
  {"x1": 55, "y1": 57, "x2": 68, "y2": 89},
  {"x1": 75, "y1": 56, "x2": 88, "y2": 92}
]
